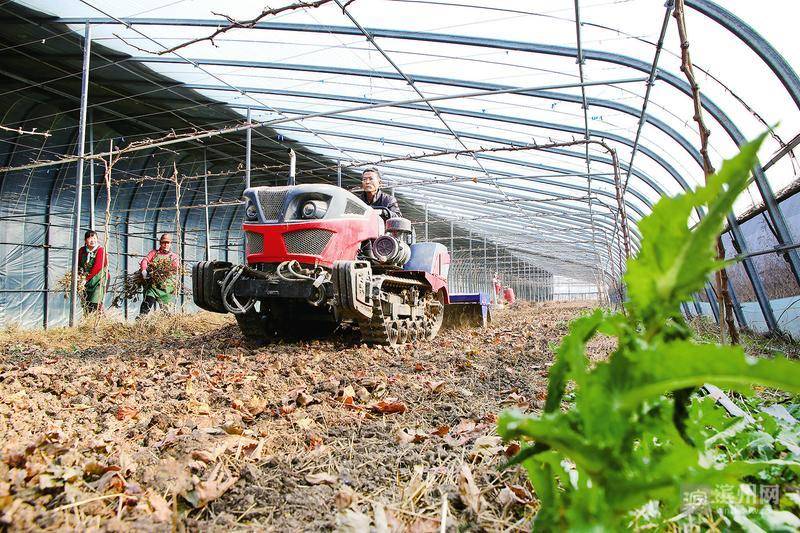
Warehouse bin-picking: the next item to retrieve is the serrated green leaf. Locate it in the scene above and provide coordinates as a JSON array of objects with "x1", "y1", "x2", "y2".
[
  {"x1": 617, "y1": 342, "x2": 800, "y2": 410},
  {"x1": 497, "y1": 130, "x2": 799, "y2": 530},
  {"x1": 498, "y1": 410, "x2": 606, "y2": 474},
  {"x1": 624, "y1": 132, "x2": 767, "y2": 330},
  {"x1": 544, "y1": 310, "x2": 606, "y2": 413}
]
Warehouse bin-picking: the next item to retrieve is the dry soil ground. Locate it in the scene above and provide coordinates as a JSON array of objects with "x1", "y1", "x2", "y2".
[{"x1": 0, "y1": 301, "x2": 611, "y2": 531}]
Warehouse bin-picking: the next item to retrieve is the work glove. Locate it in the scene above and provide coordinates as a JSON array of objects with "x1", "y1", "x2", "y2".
[{"x1": 141, "y1": 269, "x2": 148, "y2": 280}]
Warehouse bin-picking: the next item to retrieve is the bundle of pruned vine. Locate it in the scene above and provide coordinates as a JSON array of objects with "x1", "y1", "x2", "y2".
[
  {"x1": 56, "y1": 270, "x2": 86, "y2": 299},
  {"x1": 110, "y1": 259, "x2": 184, "y2": 307}
]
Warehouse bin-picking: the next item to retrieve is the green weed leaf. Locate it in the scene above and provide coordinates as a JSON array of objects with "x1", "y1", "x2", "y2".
[
  {"x1": 498, "y1": 132, "x2": 800, "y2": 531},
  {"x1": 624, "y1": 132, "x2": 767, "y2": 332}
]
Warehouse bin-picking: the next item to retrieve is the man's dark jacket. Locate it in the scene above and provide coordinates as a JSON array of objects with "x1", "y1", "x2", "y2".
[{"x1": 357, "y1": 190, "x2": 401, "y2": 218}]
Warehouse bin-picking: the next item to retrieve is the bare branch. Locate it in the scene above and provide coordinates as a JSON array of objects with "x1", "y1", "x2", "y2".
[
  {"x1": 674, "y1": 0, "x2": 738, "y2": 344},
  {"x1": 114, "y1": 0, "x2": 338, "y2": 56},
  {"x1": 0, "y1": 124, "x2": 51, "y2": 137}
]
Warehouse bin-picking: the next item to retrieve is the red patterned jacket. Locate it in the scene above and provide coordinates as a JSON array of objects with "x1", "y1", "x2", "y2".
[{"x1": 78, "y1": 245, "x2": 109, "y2": 281}]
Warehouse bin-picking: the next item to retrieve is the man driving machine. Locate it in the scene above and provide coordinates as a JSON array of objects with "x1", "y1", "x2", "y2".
[{"x1": 357, "y1": 166, "x2": 401, "y2": 219}]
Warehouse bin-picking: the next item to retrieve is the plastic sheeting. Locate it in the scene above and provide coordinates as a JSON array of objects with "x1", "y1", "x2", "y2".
[{"x1": 2, "y1": 1, "x2": 800, "y2": 331}]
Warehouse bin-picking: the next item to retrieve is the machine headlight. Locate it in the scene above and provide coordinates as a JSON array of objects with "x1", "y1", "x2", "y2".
[
  {"x1": 301, "y1": 200, "x2": 328, "y2": 219},
  {"x1": 245, "y1": 201, "x2": 259, "y2": 221},
  {"x1": 372, "y1": 235, "x2": 399, "y2": 262}
]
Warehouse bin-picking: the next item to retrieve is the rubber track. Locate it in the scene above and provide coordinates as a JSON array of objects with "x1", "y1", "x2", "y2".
[{"x1": 357, "y1": 278, "x2": 432, "y2": 346}]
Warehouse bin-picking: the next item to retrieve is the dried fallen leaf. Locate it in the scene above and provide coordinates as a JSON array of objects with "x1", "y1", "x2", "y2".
[
  {"x1": 470, "y1": 435, "x2": 504, "y2": 459},
  {"x1": 369, "y1": 400, "x2": 407, "y2": 414},
  {"x1": 426, "y1": 380, "x2": 446, "y2": 393},
  {"x1": 340, "y1": 385, "x2": 356, "y2": 403},
  {"x1": 190, "y1": 450, "x2": 215, "y2": 464},
  {"x1": 148, "y1": 492, "x2": 172, "y2": 522},
  {"x1": 408, "y1": 516, "x2": 440, "y2": 533},
  {"x1": 506, "y1": 483, "x2": 534, "y2": 504},
  {"x1": 83, "y1": 461, "x2": 110, "y2": 477},
  {"x1": 189, "y1": 400, "x2": 210, "y2": 415},
  {"x1": 458, "y1": 464, "x2": 482, "y2": 514},
  {"x1": 505, "y1": 443, "x2": 521, "y2": 457},
  {"x1": 115, "y1": 405, "x2": 139, "y2": 421},
  {"x1": 246, "y1": 395, "x2": 267, "y2": 416},
  {"x1": 497, "y1": 487, "x2": 518, "y2": 507},
  {"x1": 241, "y1": 438, "x2": 265, "y2": 461},
  {"x1": 500, "y1": 392, "x2": 530, "y2": 409},
  {"x1": 481, "y1": 413, "x2": 497, "y2": 425},
  {"x1": 307, "y1": 434, "x2": 324, "y2": 450},
  {"x1": 396, "y1": 428, "x2": 427, "y2": 444},
  {"x1": 296, "y1": 390, "x2": 316, "y2": 407},
  {"x1": 154, "y1": 428, "x2": 179, "y2": 449},
  {"x1": 336, "y1": 509, "x2": 370, "y2": 532},
  {"x1": 334, "y1": 486, "x2": 355, "y2": 510},
  {"x1": 385, "y1": 509, "x2": 406, "y2": 531},
  {"x1": 296, "y1": 417, "x2": 314, "y2": 430},
  {"x1": 305, "y1": 472, "x2": 338, "y2": 485},
  {"x1": 118, "y1": 450, "x2": 138, "y2": 477},
  {"x1": 38, "y1": 474, "x2": 61, "y2": 490},
  {"x1": 451, "y1": 418, "x2": 476, "y2": 435},
  {"x1": 186, "y1": 464, "x2": 238, "y2": 507},
  {"x1": 373, "y1": 502, "x2": 388, "y2": 533},
  {"x1": 402, "y1": 465, "x2": 427, "y2": 503},
  {"x1": 356, "y1": 386, "x2": 371, "y2": 402},
  {"x1": 431, "y1": 426, "x2": 450, "y2": 437}
]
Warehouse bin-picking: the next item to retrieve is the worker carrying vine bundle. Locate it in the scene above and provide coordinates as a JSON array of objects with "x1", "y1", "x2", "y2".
[
  {"x1": 77, "y1": 230, "x2": 110, "y2": 314},
  {"x1": 138, "y1": 233, "x2": 180, "y2": 316},
  {"x1": 357, "y1": 167, "x2": 401, "y2": 219},
  {"x1": 493, "y1": 272, "x2": 502, "y2": 296}
]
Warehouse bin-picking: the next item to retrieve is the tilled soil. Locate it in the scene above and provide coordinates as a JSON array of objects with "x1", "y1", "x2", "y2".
[{"x1": 0, "y1": 301, "x2": 611, "y2": 531}]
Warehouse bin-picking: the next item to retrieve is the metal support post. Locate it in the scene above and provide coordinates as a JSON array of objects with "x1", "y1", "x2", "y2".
[
  {"x1": 43, "y1": 203, "x2": 51, "y2": 328},
  {"x1": 692, "y1": 294, "x2": 703, "y2": 316},
  {"x1": 123, "y1": 218, "x2": 129, "y2": 320},
  {"x1": 449, "y1": 221, "x2": 454, "y2": 255},
  {"x1": 203, "y1": 148, "x2": 211, "y2": 260},
  {"x1": 69, "y1": 22, "x2": 91, "y2": 327},
  {"x1": 88, "y1": 112, "x2": 95, "y2": 231},
  {"x1": 337, "y1": 159, "x2": 342, "y2": 187},
  {"x1": 494, "y1": 244, "x2": 499, "y2": 305},
  {"x1": 424, "y1": 203, "x2": 429, "y2": 241},
  {"x1": 727, "y1": 278, "x2": 746, "y2": 328},
  {"x1": 705, "y1": 284, "x2": 720, "y2": 324},
  {"x1": 483, "y1": 236, "x2": 488, "y2": 297},
  {"x1": 245, "y1": 107, "x2": 251, "y2": 189},
  {"x1": 729, "y1": 221, "x2": 777, "y2": 331},
  {"x1": 288, "y1": 149, "x2": 296, "y2": 185},
  {"x1": 468, "y1": 229, "x2": 472, "y2": 292},
  {"x1": 524, "y1": 264, "x2": 529, "y2": 301}
]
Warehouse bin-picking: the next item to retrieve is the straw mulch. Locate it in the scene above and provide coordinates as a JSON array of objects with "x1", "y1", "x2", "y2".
[{"x1": 0, "y1": 302, "x2": 609, "y2": 531}]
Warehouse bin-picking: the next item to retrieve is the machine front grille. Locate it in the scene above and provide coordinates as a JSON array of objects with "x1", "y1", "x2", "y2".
[
  {"x1": 344, "y1": 199, "x2": 366, "y2": 215},
  {"x1": 256, "y1": 187, "x2": 289, "y2": 220},
  {"x1": 246, "y1": 231, "x2": 264, "y2": 254},
  {"x1": 283, "y1": 229, "x2": 334, "y2": 255}
]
